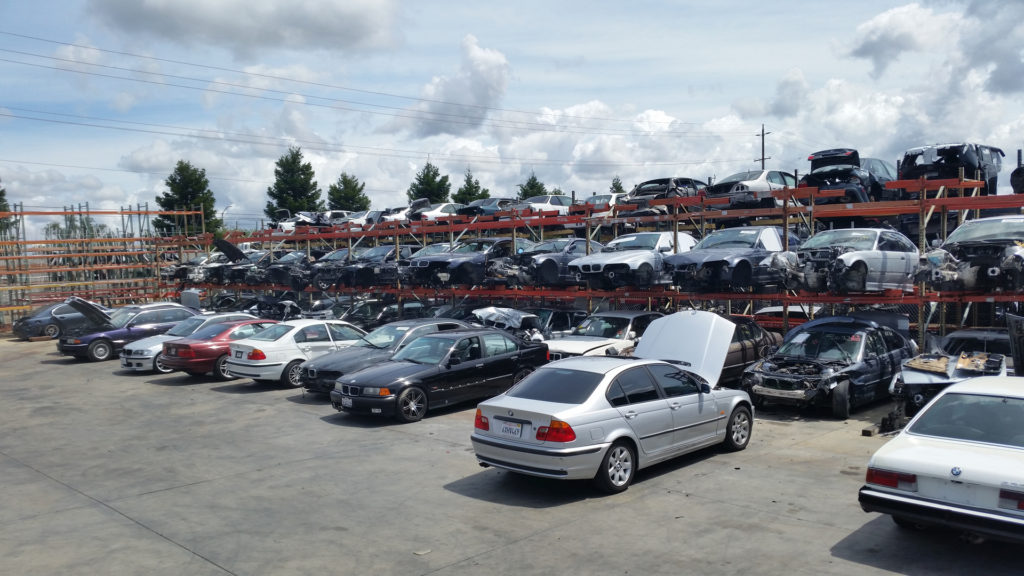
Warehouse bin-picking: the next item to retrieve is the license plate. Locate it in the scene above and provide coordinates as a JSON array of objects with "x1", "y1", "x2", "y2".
[
  {"x1": 499, "y1": 421, "x2": 523, "y2": 438},
  {"x1": 235, "y1": 351, "x2": 243, "y2": 358},
  {"x1": 341, "y1": 397, "x2": 353, "y2": 408}
]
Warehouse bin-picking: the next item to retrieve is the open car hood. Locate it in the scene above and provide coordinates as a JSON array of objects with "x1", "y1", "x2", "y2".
[
  {"x1": 633, "y1": 310, "x2": 735, "y2": 386},
  {"x1": 809, "y1": 148, "x2": 860, "y2": 171},
  {"x1": 63, "y1": 296, "x2": 113, "y2": 328},
  {"x1": 214, "y1": 238, "x2": 249, "y2": 263}
]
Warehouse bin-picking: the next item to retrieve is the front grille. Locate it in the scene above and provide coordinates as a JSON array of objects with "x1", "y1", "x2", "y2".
[
  {"x1": 339, "y1": 384, "x2": 360, "y2": 396},
  {"x1": 761, "y1": 377, "x2": 811, "y2": 391}
]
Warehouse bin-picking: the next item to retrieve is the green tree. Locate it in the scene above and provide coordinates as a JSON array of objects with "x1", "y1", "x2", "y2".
[
  {"x1": 610, "y1": 175, "x2": 626, "y2": 194},
  {"x1": 328, "y1": 172, "x2": 371, "y2": 212},
  {"x1": 406, "y1": 161, "x2": 450, "y2": 204},
  {"x1": 550, "y1": 187, "x2": 565, "y2": 196},
  {"x1": 154, "y1": 160, "x2": 220, "y2": 236},
  {"x1": 0, "y1": 178, "x2": 14, "y2": 237},
  {"x1": 516, "y1": 171, "x2": 547, "y2": 200},
  {"x1": 452, "y1": 167, "x2": 490, "y2": 204},
  {"x1": 265, "y1": 147, "x2": 324, "y2": 220}
]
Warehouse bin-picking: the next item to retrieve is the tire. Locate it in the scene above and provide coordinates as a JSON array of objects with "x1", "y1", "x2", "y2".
[
  {"x1": 87, "y1": 340, "x2": 113, "y2": 362},
  {"x1": 832, "y1": 380, "x2": 851, "y2": 419},
  {"x1": 634, "y1": 263, "x2": 655, "y2": 287},
  {"x1": 314, "y1": 275, "x2": 334, "y2": 291},
  {"x1": 723, "y1": 406, "x2": 752, "y2": 451},
  {"x1": 537, "y1": 260, "x2": 559, "y2": 285},
  {"x1": 281, "y1": 360, "x2": 303, "y2": 387},
  {"x1": 594, "y1": 440, "x2": 636, "y2": 494},
  {"x1": 395, "y1": 387, "x2": 428, "y2": 423},
  {"x1": 512, "y1": 367, "x2": 534, "y2": 383},
  {"x1": 153, "y1": 352, "x2": 173, "y2": 374},
  {"x1": 43, "y1": 323, "x2": 60, "y2": 338},
  {"x1": 213, "y1": 354, "x2": 234, "y2": 381}
]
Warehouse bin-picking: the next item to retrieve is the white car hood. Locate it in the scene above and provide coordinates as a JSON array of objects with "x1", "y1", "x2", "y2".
[
  {"x1": 546, "y1": 336, "x2": 622, "y2": 356},
  {"x1": 569, "y1": 250, "x2": 655, "y2": 267},
  {"x1": 127, "y1": 334, "x2": 177, "y2": 352},
  {"x1": 633, "y1": 310, "x2": 735, "y2": 386}
]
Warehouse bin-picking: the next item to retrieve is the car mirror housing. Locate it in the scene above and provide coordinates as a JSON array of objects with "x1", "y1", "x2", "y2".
[{"x1": 447, "y1": 357, "x2": 461, "y2": 367}]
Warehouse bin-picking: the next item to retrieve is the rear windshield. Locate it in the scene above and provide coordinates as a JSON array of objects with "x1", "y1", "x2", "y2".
[
  {"x1": 506, "y1": 367, "x2": 603, "y2": 404},
  {"x1": 909, "y1": 392, "x2": 1024, "y2": 448}
]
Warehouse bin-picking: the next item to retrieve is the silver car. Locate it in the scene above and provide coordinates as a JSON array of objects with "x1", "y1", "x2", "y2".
[
  {"x1": 567, "y1": 231, "x2": 697, "y2": 288},
  {"x1": 471, "y1": 311, "x2": 753, "y2": 493},
  {"x1": 120, "y1": 312, "x2": 256, "y2": 373}
]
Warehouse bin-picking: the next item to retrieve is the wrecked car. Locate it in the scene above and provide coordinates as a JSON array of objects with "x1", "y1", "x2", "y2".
[
  {"x1": 896, "y1": 142, "x2": 1004, "y2": 197},
  {"x1": 333, "y1": 244, "x2": 418, "y2": 288},
  {"x1": 919, "y1": 215, "x2": 1024, "y2": 291},
  {"x1": 742, "y1": 313, "x2": 918, "y2": 418},
  {"x1": 517, "y1": 237, "x2": 603, "y2": 286},
  {"x1": 765, "y1": 228, "x2": 919, "y2": 293},
  {"x1": 567, "y1": 231, "x2": 697, "y2": 288},
  {"x1": 545, "y1": 310, "x2": 663, "y2": 359},
  {"x1": 894, "y1": 348, "x2": 1006, "y2": 418},
  {"x1": 618, "y1": 177, "x2": 706, "y2": 219},
  {"x1": 704, "y1": 170, "x2": 797, "y2": 209},
  {"x1": 800, "y1": 148, "x2": 896, "y2": 204},
  {"x1": 405, "y1": 237, "x2": 535, "y2": 287},
  {"x1": 666, "y1": 226, "x2": 786, "y2": 292}
]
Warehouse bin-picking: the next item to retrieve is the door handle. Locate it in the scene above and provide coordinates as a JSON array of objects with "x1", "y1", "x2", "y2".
[
  {"x1": 475, "y1": 363, "x2": 484, "y2": 368},
  {"x1": 669, "y1": 403, "x2": 682, "y2": 410},
  {"x1": 624, "y1": 411, "x2": 637, "y2": 419}
]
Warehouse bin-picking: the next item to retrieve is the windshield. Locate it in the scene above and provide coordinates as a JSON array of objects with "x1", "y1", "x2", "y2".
[
  {"x1": 694, "y1": 228, "x2": 760, "y2": 249},
  {"x1": 358, "y1": 245, "x2": 393, "y2": 260},
  {"x1": 944, "y1": 219, "x2": 1024, "y2": 244},
  {"x1": 108, "y1": 307, "x2": 138, "y2": 328},
  {"x1": 249, "y1": 324, "x2": 294, "y2": 342},
  {"x1": 246, "y1": 251, "x2": 267, "y2": 263},
  {"x1": 410, "y1": 243, "x2": 451, "y2": 257},
  {"x1": 392, "y1": 336, "x2": 455, "y2": 365},
  {"x1": 188, "y1": 322, "x2": 238, "y2": 340},
  {"x1": 451, "y1": 240, "x2": 493, "y2": 254},
  {"x1": 799, "y1": 229, "x2": 878, "y2": 251},
  {"x1": 358, "y1": 324, "x2": 414, "y2": 349},
  {"x1": 532, "y1": 239, "x2": 570, "y2": 252},
  {"x1": 345, "y1": 301, "x2": 385, "y2": 319},
  {"x1": 277, "y1": 251, "x2": 307, "y2": 264},
  {"x1": 604, "y1": 234, "x2": 659, "y2": 251},
  {"x1": 321, "y1": 249, "x2": 351, "y2": 261},
  {"x1": 526, "y1": 196, "x2": 551, "y2": 204},
  {"x1": 776, "y1": 329, "x2": 863, "y2": 362},
  {"x1": 572, "y1": 315, "x2": 630, "y2": 338},
  {"x1": 718, "y1": 171, "x2": 764, "y2": 185},
  {"x1": 587, "y1": 194, "x2": 613, "y2": 206},
  {"x1": 166, "y1": 316, "x2": 210, "y2": 337},
  {"x1": 908, "y1": 392, "x2": 1024, "y2": 447}
]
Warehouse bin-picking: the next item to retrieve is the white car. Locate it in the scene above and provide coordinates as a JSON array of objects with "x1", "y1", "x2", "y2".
[
  {"x1": 859, "y1": 376, "x2": 1024, "y2": 544},
  {"x1": 225, "y1": 319, "x2": 367, "y2": 386},
  {"x1": 120, "y1": 312, "x2": 256, "y2": 373},
  {"x1": 704, "y1": 169, "x2": 797, "y2": 208},
  {"x1": 545, "y1": 310, "x2": 663, "y2": 359},
  {"x1": 567, "y1": 231, "x2": 698, "y2": 288},
  {"x1": 511, "y1": 195, "x2": 574, "y2": 216},
  {"x1": 415, "y1": 202, "x2": 466, "y2": 221}
]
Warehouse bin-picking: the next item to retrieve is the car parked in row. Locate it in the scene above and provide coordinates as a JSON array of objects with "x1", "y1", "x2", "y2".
[
  {"x1": 471, "y1": 310, "x2": 753, "y2": 493},
  {"x1": 800, "y1": 148, "x2": 896, "y2": 204},
  {"x1": 162, "y1": 319, "x2": 280, "y2": 379},
  {"x1": 518, "y1": 237, "x2": 603, "y2": 286},
  {"x1": 567, "y1": 231, "x2": 697, "y2": 288},
  {"x1": 120, "y1": 312, "x2": 256, "y2": 374},
  {"x1": 225, "y1": 319, "x2": 367, "y2": 386},
  {"x1": 57, "y1": 298, "x2": 199, "y2": 362},
  {"x1": 13, "y1": 299, "x2": 108, "y2": 340},
  {"x1": 919, "y1": 215, "x2": 1024, "y2": 292},
  {"x1": 667, "y1": 226, "x2": 786, "y2": 292},
  {"x1": 330, "y1": 327, "x2": 549, "y2": 422},
  {"x1": 406, "y1": 237, "x2": 535, "y2": 287}
]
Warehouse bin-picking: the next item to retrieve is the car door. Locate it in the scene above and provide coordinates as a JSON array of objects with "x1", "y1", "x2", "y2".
[
  {"x1": 860, "y1": 330, "x2": 895, "y2": 404},
  {"x1": 434, "y1": 336, "x2": 486, "y2": 404},
  {"x1": 293, "y1": 323, "x2": 338, "y2": 359},
  {"x1": 646, "y1": 363, "x2": 720, "y2": 448},
  {"x1": 606, "y1": 366, "x2": 675, "y2": 455},
  {"x1": 876, "y1": 232, "x2": 910, "y2": 287},
  {"x1": 480, "y1": 332, "x2": 518, "y2": 395}
]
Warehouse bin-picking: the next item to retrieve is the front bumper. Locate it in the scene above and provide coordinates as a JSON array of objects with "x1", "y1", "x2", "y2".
[
  {"x1": 330, "y1": 390, "x2": 397, "y2": 416},
  {"x1": 225, "y1": 359, "x2": 284, "y2": 380},
  {"x1": 859, "y1": 486, "x2": 1024, "y2": 543},
  {"x1": 120, "y1": 352, "x2": 157, "y2": 371},
  {"x1": 751, "y1": 382, "x2": 824, "y2": 405},
  {"x1": 470, "y1": 434, "x2": 608, "y2": 480}
]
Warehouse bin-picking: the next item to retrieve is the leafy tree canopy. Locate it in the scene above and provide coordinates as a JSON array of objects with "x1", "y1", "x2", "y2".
[
  {"x1": 406, "y1": 162, "x2": 450, "y2": 204},
  {"x1": 264, "y1": 147, "x2": 324, "y2": 221},
  {"x1": 517, "y1": 171, "x2": 547, "y2": 201},
  {"x1": 610, "y1": 175, "x2": 626, "y2": 194},
  {"x1": 0, "y1": 178, "x2": 14, "y2": 236},
  {"x1": 328, "y1": 172, "x2": 371, "y2": 212},
  {"x1": 154, "y1": 160, "x2": 220, "y2": 236},
  {"x1": 452, "y1": 167, "x2": 490, "y2": 204}
]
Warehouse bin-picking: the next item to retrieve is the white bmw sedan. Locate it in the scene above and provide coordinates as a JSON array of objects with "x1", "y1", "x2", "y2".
[
  {"x1": 226, "y1": 319, "x2": 366, "y2": 387},
  {"x1": 859, "y1": 376, "x2": 1024, "y2": 544}
]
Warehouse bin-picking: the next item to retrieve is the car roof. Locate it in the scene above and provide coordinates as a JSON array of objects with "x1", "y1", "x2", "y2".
[
  {"x1": 281, "y1": 319, "x2": 350, "y2": 328},
  {"x1": 588, "y1": 310, "x2": 662, "y2": 319},
  {"x1": 942, "y1": 376, "x2": 1024, "y2": 398},
  {"x1": 544, "y1": 355, "x2": 648, "y2": 374},
  {"x1": 413, "y1": 327, "x2": 511, "y2": 338}
]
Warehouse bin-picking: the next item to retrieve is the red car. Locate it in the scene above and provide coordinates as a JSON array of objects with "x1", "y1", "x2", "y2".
[{"x1": 162, "y1": 319, "x2": 279, "y2": 379}]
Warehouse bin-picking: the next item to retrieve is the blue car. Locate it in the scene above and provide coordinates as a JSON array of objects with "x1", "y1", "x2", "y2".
[
  {"x1": 57, "y1": 297, "x2": 199, "y2": 361},
  {"x1": 12, "y1": 300, "x2": 108, "y2": 340}
]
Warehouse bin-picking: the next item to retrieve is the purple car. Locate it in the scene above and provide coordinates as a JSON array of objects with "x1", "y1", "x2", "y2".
[{"x1": 56, "y1": 297, "x2": 199, "y2": 362}]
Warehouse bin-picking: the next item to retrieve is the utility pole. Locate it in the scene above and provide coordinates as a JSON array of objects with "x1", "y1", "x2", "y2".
[{"x1": 755, "y1": 124, "x2": 772, "y2": 169}]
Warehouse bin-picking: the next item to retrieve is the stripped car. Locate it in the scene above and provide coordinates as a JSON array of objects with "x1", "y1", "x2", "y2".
[
  {"x1": 894, "y1": 348, "x2": 1006, "y2": 417},
  {"x1": 517, "y1": 237, "x2": 603, "y2": 286},
  {"x1": 896, "y1": 142, "x2": 1004, "y2": 197},
  {"x1": 800, "y1": 148, "x2": 896, "y2": 203},
  {"x1": 666, "y1": 226, "x2": 786, "y2": 292},
  {"x1": 765, "y1": 228, "x2": 919, "y2": 293},
  {"x1": 545, "y1": 310, "x2": 663, "y2": 360},
  {"x1": 567, "y1": 231, "x2": 697, "y2": 288},
  {"x1": 405, "y1": 237, "x2": 535, "y2": 287},
  {"x1": 704, "y1": 170, "x2": 797, "y2": 208},
  {"x1": 919, "y1": 215, "x2": 1024, "y2": 291},
  {"x1": 742, "y1": 313, "x2": 918, "y2": 418}
]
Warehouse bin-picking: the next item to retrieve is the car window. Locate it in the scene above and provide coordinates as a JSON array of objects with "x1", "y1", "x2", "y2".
[
  {"x1": 909, "y1": 392, "x2": 1024, "y2": 447},
  {"x1": 508, "y1": 367, "x2": 602, "y2": 404},
  {"x1": 732, "y1": 322, "x2": 755, "y2": 343},
  {"x1": 767, "y1": 171, "x2": 785, "y2": 185},
  {"x1": 482, "y1": 333, "x2": 516, "y2": 356},
  {"x1": 631, "y1": 315, "x2": 659, "y2": 337},
  {"x1": 294, "y1": 324, "x2": 330, "y2": 343},
  {"x1": 865, "y1": 331, "x2": 887, "y2": 357},
  {"x1": 134, "y1": 311, "x2": 162, "y2": 325},
  {"x1": 646, "y1": 363, "x2": 700, "y2": 397},
  {"x1": 452, "y1": 336, "x2": 483, "y2": 362},
  {"x1": 609, "y1": 367, "x2": 661, "y2": 406},
  {"x1": 328, "y1": 323, "x2": 364, "y2": 341},
  {"x1": 549, "y1": 312, "x2": 572, "y2": 332},
  {"x1": 880, "y1": 328, "x2": 905, "y2": 351}
]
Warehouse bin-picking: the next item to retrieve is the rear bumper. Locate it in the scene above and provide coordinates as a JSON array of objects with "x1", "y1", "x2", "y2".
[
  {"x1": 470, "y1": 434, "x2": 607, "y2": 480},
  {"x1": 859, "y1": 486, "x2": 1024, "y2": 543}
]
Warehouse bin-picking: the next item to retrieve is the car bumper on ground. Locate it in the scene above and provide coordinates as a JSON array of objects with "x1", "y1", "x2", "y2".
[
  {"x1": 859, "y1": 486, "x2": 1024, "y2": 544},
  {"x1": 470, "y1": 434, "x2": 608, "y2": 481},
  {"x1": 225, "y1": 360, "x2": 284, "y2": 380}
]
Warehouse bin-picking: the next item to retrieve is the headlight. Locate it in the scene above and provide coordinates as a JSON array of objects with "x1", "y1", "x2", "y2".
[{"x1": 361, "y1": 387, "x2": 392, "y2": 396}]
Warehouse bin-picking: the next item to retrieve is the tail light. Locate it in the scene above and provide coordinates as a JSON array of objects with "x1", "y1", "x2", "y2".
[
  {"x1": 865, "y1": 467, "x2": 917, "y2": 491},
  {"x1": 999, "y1": 489, "x2": 1024, "y2": 511},
  {"x1": 474, "y1": 409, "x2": 489, "y2": 431},
  {"x1": 247, "y1": 349, "x2": 267, "y2": 360},
  {"x1": 545, "y1": 350, "x2": 550, "y2": 361},
  {"x1": 536, "y1": 420, "x2": 576, "y2": 442},
  {"x1": 175, "y1": 347, "x2": 196, "y2": 358}
]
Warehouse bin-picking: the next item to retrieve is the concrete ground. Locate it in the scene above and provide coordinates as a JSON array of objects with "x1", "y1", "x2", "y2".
[{"x1": 0, "y1": 336, "x2": 1017, "y2": 576}]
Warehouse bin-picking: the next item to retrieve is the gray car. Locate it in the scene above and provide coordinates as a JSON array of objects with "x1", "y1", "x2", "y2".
[
  {"x1": 567, "y1": 231, "x2": 697, "y2": 288},
  {"x1": 471, "y1": 311, "x2": 753, "y2": 493}
]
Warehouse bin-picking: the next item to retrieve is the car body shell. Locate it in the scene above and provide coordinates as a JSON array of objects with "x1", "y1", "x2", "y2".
[
  {"x1": 329, "y1": 328, "x2": 549, "y2": 420},
  {"x1": 704, "y1": 170, "x2": 797, "y2": 208},
  {"x1": 299, "y1": 318, "x2": 473, "y2": 394},
  {"x1": 119, "y1": 312, "x2": 256, "y2": 372},
  {"x1": 406, "y1": 237, "x2": 536, "y2": 287},
  {"x1": 567, "y1": 231, "x2": 697, "y2": 288},
  {"x1": 471, "y1": 311, "x2": 751, "y2": 487},
  {"x1": 161, "y1": 319, "x2": 280, "y2": 377},
  {"x1": 859, "y1": 376, "x2": 1024, "y2": 543},
  {"x1": 545, "y1": 310, "x2": 663, "y2": 359},
  {"x1": 666, "y1": 226, "x2": 786, "y2": 292},
  {"x1": 800, "y1": 148, "x2": 896, "y2": 204},
  {"x1": 919, "y1": 215, "x2": 1024, "y2": 291},
  {"x1": 225, "y1": 319, "x2": 367, "y2": 383},
  {"x1": 519, "y1": 237, "x2": 603, "y2": 286},
  {"x1": 13, "y1": 300, "x2": 107, "y2": 339},
  {"x1": 897, "y1": 143, "x2": 1004, "y2": 197}
]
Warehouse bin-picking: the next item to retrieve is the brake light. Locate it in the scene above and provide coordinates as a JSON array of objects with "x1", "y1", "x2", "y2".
[
  {"x1": 247, "y1": 349, "x2": 267, "y2": 360},
  {"x1": 999, "y1": 489, "x2": 1024, "y2": 511},
  {"x1": 545, "y1": 350, "x2": 550, "y2": 362},
  {"x1": 175, "y1": 347, "x2": 196, "y2": 358},
  {"x1": 536, "y1": 420, "x2": 576, "y2": 442},
  {"x1": 865, "y1": 467, "x2": 917, "y2": 491},
  {"x1": 474, "y1": 409, "x2": 489, "y2": 431}
]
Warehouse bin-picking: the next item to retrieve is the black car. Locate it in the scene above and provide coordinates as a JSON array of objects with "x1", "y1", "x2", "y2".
[
  {"x1": 335, "y1": 244, "x2": 417, "y2": 288},
  {"x1": 800, "y1": 148, "x2": 896, "y2": 203},
  {"x1": 666, "y1": 226, "x2": 787, "y2": 292},
  {"x1": 405, "y1": 237, "x2": 536, "y2": 287},
  {"x1": 518, "y1": 237, "x2": 603, "y2": 286},
  {"x1": 339, "y1": 299, "x2": 431, "y2": 331},
  {"x1": 298, "y1": 318, "x2": 472, "y2": 394},
  {"x1": 896, "y1": 142, "x2": 1004, "y2": 197},
  {"x1": 13, "y1": 300, "x2": 110, "y2": 339},
  {"x1": 456, "y1": 197, "x2": 516, "y2": 217},
  {"x1": 305, "y1": 247, "x2": 369, "y2": 291},
  {"x1": 330, "y1": 328, "x2": 549, "y2": 422},
  {"x1": 245, "y1": 250, "x2": 317, "y2": 286},
  {"x1": 741, "y1": 313, "x2": 918, "y2": 418},
  {"x1": 619, "y1": 177, "x2": 707, "y2": 219}
]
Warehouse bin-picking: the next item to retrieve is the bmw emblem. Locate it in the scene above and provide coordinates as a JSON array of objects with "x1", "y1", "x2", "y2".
[
  {"x1": 951, "y1": 467, "x2": 962, "y2": 477},
  {"x1": 507, "y1": 410, "x2": 514, "y2": 417}
]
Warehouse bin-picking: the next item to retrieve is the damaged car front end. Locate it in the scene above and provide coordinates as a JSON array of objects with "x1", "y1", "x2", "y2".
[{"x1": 919, "y1": 215, "x2": 1024, "y2": 291}]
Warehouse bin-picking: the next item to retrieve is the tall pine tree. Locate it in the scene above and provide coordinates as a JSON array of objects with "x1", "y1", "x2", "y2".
[
  {"x1": 265, "y1": 147, "x2": 324, "y2": 220},
  {"x1": 154, "y1": 161, "x2": 220, "y2": 236},
  {"x1": 517, "y1": 171, "x2": 547, "y2": 200},
  {"x1": 452, "y1": 168, "x2": 490, "y2": 204},
  {"x1": 406, "y1": 162, "x2": 450, "y2": 204},
  {"x1": 328, "y1": 172, "x2": 371, "y2": 212}
]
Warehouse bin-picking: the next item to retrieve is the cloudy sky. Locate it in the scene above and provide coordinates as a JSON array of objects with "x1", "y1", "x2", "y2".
[{"x1": 2, "y1": 0, "x2": 1023, "y2": 236}]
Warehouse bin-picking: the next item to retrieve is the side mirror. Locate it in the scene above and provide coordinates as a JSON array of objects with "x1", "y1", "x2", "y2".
[
  {"x1": 627, "y1": 331, "x2": 637, "y2": 341},
  {"x1": 700, "y1": 383, "x2": 712, "y2": 394},
  {"x1": 659, "y1": 246, "x2": 671, "y2": 252},
  {"x1": 930, "y1": 238, "x2": 941, "y2": 248},
  {"x1": 447, "y1": 357, "x2": 462, "y2": 367}
]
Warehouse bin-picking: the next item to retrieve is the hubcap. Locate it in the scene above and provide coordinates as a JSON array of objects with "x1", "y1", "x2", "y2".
[
  {"x1": 732, "y1": 413, "x2": 750, "y2": 444},
  {"x1": 607, "y1": 447, "x2": 633, "y2": 486}
]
